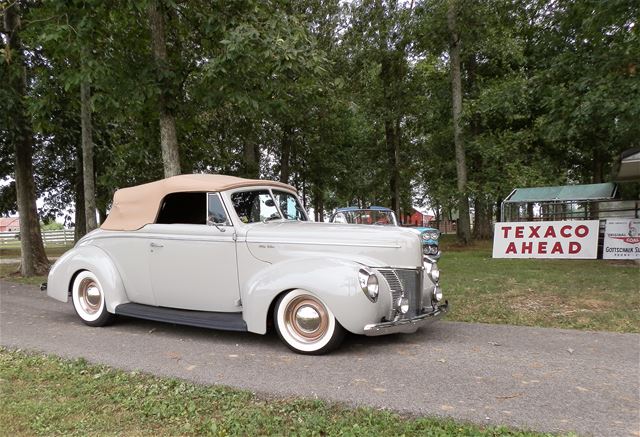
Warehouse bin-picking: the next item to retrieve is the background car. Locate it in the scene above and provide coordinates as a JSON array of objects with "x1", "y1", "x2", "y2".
[
  {"x1": 46, "y1": 175, "x2": 446, "y2": 354},
  {"x1": 329, "y1": 206, "x2": 441, "y2": 257}
]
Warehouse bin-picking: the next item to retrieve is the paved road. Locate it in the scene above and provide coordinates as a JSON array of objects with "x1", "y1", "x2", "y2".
[{"x1": 1, "y1": 280, "x2": 638, "y2": 437}]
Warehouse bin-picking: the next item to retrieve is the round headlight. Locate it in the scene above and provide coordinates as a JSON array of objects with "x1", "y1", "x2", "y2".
[
  {"x1": 358, "y1": 269, "x2": 378, "y2": 302},
  {"x1": 430, "y1": 232, "x2": 439, "y2": 240},
  {"x1": 366, "y1": 274, "x2": 379, "y2": 300}
]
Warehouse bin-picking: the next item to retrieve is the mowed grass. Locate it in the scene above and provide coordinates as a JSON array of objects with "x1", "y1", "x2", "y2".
[
  {"x1": 0, "y1": 348, "x2": 566, "y2": 437},
  {"x1": 0, "y1": 244, "x2": 72, "y2": 286},
  {"x1": 0, "y1": 243, "x2": 72, "y2": 259},
  {"x1": 438, "y1": 236, "x2": 639, "y2": 333}
]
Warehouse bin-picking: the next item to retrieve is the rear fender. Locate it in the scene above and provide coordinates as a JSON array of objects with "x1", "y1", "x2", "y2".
[{"x1": 47, "y1": 244, "x2": 128, "y2": 313}]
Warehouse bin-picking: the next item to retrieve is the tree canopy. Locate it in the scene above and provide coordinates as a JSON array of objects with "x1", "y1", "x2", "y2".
[{"x1": 1, "y1": 0, "x2": 637, "y2": 248}]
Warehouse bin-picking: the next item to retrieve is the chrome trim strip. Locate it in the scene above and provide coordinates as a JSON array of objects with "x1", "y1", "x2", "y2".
[
  {"x1": 246, "y1": 239, "x2": 402, "y2": 249},
  {"x1": 87, "y1": 233, "x2": 235, "y2": 244}
]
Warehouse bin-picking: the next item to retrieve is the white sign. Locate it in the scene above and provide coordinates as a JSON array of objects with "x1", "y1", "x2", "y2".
[
  {"x1": 493, "y1": 220, "x2": 599, "y2": 259},
  {"x1": 603, "y1": 218, "x2": 640, "y2": 259}
]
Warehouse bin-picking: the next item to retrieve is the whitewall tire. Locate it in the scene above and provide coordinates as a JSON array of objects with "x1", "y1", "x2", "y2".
[
  {"x1": 71, "y1": 271, "x2": 114, "y2": 327},
  {"x1": 274, "y1": 289, "x2": 345, "y2": 355}
]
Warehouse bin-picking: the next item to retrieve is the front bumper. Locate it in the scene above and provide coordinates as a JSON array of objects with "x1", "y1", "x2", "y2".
[{"x1": 363, "y1": 301, "x2": 448, "y2": 336}]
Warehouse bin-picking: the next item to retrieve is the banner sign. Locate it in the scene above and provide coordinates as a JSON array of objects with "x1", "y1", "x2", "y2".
[
  {"x1": 493, "y1": 220, "x2": 599, "y2": 259},
  {"x1": 603, "y1": 218, "x2": 640, "y2": 259}
]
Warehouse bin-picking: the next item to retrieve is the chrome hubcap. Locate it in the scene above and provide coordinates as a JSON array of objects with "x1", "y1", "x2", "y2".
[
  {"x1": 295, "y1": 305, "x2": 321, "y2": 332},
  {"x1": 79, "y1": 279, "x2": 102, "y2": 315},
  {"x1": 284, "y1": 296, "x2": 328, "y2": 344}
]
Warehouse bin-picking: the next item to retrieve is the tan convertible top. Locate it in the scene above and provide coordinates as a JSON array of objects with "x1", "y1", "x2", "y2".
[{"x1": 101, "y1": 174, "x2": 297, "y2": 231}]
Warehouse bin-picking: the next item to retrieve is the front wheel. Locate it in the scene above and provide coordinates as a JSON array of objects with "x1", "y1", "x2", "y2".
[
  {"x1": 274, "y1": 289, "x2": 345, "y2": 355},
  {"x1": 71, "y1": 271, "x2": 114, "y2": 327}
]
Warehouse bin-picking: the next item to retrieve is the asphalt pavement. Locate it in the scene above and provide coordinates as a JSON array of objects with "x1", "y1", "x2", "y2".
[{"x1": 1, "y1": 280, "x2": 638, "y2": 437}]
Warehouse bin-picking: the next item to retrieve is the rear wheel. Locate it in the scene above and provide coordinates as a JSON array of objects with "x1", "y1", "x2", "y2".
[
  {"x1": 71, "y1": 271, "x2": 114, "y2": 327},
  {"x1": 274, "y1": 289, "x2": 344, "y2": 355}
]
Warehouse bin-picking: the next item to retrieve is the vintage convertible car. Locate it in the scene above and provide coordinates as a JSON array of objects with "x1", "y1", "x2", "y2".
[
  {"x1": 329, "y1": 206, "x2": 441, "y2": 257},
  {"x1": 46, "y1": 174, "x2": 447, "y2": 354}
]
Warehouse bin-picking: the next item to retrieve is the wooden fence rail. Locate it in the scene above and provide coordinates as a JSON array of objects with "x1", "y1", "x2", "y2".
[{"x1": 0, "y1": 229, "x2": 75, "y2": 246}]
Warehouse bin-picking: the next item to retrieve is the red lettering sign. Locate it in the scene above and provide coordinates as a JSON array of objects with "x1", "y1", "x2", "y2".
[
  {"x1": 529, "y1": 226, "x2": 540, "y2": 238},
  {"x1": 493, "y1": 220, "x2": 598, "y2": 259},
  {"x1": 575, "y1": 225, "x2": 588, "y2": 238},
  {"x1": 538, "y1": 242, "x2": 547, "y2": 254},
  {"x1": 569, "y1": 242, "x2": 581, "y2": 254}
]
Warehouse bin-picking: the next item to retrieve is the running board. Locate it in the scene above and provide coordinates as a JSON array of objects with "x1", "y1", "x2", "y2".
[{"x1": 114, "y1": 303, "x2": 247, "y2": 332}]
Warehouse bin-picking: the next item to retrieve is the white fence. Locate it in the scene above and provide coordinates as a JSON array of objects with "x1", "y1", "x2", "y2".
[{"x1": 0, "y1": 229, "x2": 75, "y2": 246}]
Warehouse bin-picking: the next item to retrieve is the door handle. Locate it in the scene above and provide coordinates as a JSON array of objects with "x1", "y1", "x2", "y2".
[{"x1": 150, "y1": 242, "x2": 164, "y2": 248}]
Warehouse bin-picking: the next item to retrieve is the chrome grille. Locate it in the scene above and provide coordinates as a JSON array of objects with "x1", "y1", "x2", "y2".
[
  {"x1": 378, "y1": 268, "x2": 423, "y2": 319},
  {"x1": 396, "y1": 269, "x2": 422, "y2": 317}
]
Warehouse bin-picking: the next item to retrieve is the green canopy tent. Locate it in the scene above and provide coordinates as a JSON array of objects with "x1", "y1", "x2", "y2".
[{"x1": 501, "y1": 183, "x2": 618, "y2": 222}]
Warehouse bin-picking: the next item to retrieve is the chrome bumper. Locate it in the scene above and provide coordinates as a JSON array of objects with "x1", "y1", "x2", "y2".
[{"x1": 363, "y1": 301, "x2": 448, "y2": 336}]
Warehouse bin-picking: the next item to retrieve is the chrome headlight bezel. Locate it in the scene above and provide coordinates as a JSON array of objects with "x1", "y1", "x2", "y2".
[{"x1": 358, "y1": 269, "x2": 379, "y2": 302}]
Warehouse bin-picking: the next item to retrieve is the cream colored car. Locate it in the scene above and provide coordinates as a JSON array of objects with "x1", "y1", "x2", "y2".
[{"x1": 46, "y1": 174, "x2": 447, "y2": 354}]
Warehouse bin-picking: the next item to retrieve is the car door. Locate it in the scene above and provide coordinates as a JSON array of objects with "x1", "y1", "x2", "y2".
[{"x1": 147, "y1": 192, "x2": 240, "y2": 312}]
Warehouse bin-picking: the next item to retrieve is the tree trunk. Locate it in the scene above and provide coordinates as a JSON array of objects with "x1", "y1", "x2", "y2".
[
  {"x1": 473, "y1": 195, "x2": 493, "y2": 239},
  {"x1": 149, "y1": 0, "x2": 181, "y2": 177},
  {"x1": 74, "y1": 147, "x2": 87, "y2": 241},
  {"x1": 242, "y1": 142, "x2": 260, "y2": 179},
  {"x1": 447, "y1": 0, "x2": 472, "y2": 244},
  {"x1": 313, "y1": 184, "x2": 324, "y2": 222},
  {"x1": 80, "y1": 80, "x2": 98, "y2": 232},
  {"x1": 380, "y1": 47, "x2": 402, "y2": 217},
  {"x1": 4, "y1": 4, "x2": 49, "y2": 276},
  {"x1": 280, "y1": 125, "x2": 293, "y2": 183}
]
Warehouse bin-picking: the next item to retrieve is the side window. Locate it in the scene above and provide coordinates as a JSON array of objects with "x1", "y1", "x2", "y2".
[
  {"x1": 207, "y1": 193, "x2": 230, "y2": 225},
  {"x1": 273, "y1": 190, "x2": 307, "y2": 221},
  {"x1": 156, "y1": 192, "x2": 206, "y2": 225},
  {"x1": 231, "y1": 190, "x2": 281, "y2": 223}
]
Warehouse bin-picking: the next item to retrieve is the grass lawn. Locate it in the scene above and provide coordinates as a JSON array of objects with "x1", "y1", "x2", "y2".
[
  {"x1": 438, "y1": 236, "x2": 639, "y2": 333},
  {"x1": 0, "y1": 244, "x2": 73, "y2": 286},
  {"x1": 0, "y1": 348, "x2": 566, "y2": 437},
  {"x1": 0, "y1": 243, "x2": 73, "y2": 259}
]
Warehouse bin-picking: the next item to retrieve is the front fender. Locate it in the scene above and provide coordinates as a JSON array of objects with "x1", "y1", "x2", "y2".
[
  {"x1": 242, "y1": 257, "x2": 392, "y2": 335},
  {"x1": 47, "y1": 244, "x2": 128, "y2": 313}
]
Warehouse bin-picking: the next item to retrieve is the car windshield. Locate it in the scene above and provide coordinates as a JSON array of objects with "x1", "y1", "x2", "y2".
[
  {"x1": 231, "y1": 190, "x2": 281, "y2": 223},
  {"x1": 333, "y1": 210, "x2": 396, "y2": 225},
  {"x1": 273, "y1": 190, "x2": 308, "y2": 221}
]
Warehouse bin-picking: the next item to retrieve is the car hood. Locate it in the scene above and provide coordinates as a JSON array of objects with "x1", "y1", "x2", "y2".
[{"x1": 244, "y1": 221, "x2": 423, "y2": 268}]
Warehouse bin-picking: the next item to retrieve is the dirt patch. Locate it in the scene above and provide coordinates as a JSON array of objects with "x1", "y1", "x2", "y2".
[{"x1": 508, "y1": 294, "x2": 612, "y2": 316}]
